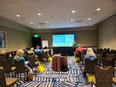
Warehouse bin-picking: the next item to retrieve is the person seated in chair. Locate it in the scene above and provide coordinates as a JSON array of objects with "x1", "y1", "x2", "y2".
[
  {"x1": 83, "y1": 48, "x2": 97, "y2": 65},
  {"x1": 34, "y1": 45, "x2": 43, "y2": 53},
  {"x1": 13, "y1": 49, "x2": 33, "y2": 74},
  {"x1": 83, "y1": 48, "x2": 97, "y2": 78},
  {"x1": 1, "y1": 49, "x2": 6, "y2": 54},
  {"x1": 27, "y1": 47, "x2": 35, "y2": 55}
]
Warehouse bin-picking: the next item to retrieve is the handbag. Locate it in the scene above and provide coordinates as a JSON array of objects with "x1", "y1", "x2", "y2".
[{"x1": 27, "y1": 73, "x2": 33, "y2": 81}]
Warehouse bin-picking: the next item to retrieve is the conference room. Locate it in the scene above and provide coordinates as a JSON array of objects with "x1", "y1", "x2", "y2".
[{"x1": 0, "y1": 0, "x2": 116, "y2": 87}]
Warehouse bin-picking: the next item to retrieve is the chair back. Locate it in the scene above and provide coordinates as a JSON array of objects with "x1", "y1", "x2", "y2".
[
  {"x1": 48, "y1": 49, "x2": 52, "y2": 56},
  {"x1": 14, "y1": 60, "x2": 25, "y2": 73},
  {"x1": 2, "y1": 59, "x2": 13, "y2": 73},
  {"x1": 37, "y1": 52, "x2": 48, "y2": 62},
  {"x1": 0, "y1": 69, "x2": 6, "y2": 87},
  {"x1": 81, "y1": 53, "x2": 85, "y2": 64},
  {"x1": 43, "y1": 51, "x2": 48, "y2": 61},
  {"x1": 101, "y1": 58, "x2": 114, "y2": 67},
  {"x1": 28, "y1": 55, "x2": 36, "y2": 66},
  {"x1": 95, "y1": 66, "x2": 113, "y2": 87},
  {"x1": 96, "y1": 53, "x2": 103, "y2": 60},
  {"x1": 0, "y1": 59, "x2": 3, "y2": 66},
  {"x1": 37, "y1": 52, "x2": 44, "y2": 61},
  {"x1": 0, "y1": 54, "x2": 6, "y2": 60},
  {"x1": 0, "y1": 54, "x2": 6, "y2": 65},
  {"x1": 85, "y1": 58, "x2": 98, "y2": 74},
  {"x1": 77, "y1": 52, "x2": 82, "y2": 60},
  {"x1": 106, "y1": 53, "x2": 116, "y2": 59}
]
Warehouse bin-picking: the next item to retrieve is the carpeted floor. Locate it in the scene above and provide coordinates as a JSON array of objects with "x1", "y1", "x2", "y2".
[{"x1": 16, "y1": 56, "x2": 91, "y2": 87}]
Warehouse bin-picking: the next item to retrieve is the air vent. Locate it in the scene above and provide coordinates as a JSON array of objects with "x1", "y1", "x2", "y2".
[
  {"x1": 38, "y1": 23, "x2": 46, "y2": 25},
  {"x1": 20, "y1": 17, "x2": 26, "y2": 20},
  {"x1": 92, "y1": 12, "x2": 97, "y2": 15},
  {"x1": 75, "y1": 20, "x2": 83, "y2": 23}
]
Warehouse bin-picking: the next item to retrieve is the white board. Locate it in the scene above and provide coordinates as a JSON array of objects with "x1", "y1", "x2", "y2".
[{"x1": 42, "y1": 40, "x2": 48, "y2": 48}]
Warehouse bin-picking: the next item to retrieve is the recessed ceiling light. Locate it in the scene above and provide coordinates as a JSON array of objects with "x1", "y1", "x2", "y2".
[
  {"x1": 96, "y1": 8, "x2": 101, "y2": 11},
  {"x1": 72, "y1": 10, "x2": 76, "y2": 13},
  {"x1": 16, "y1": 15, "x2": 20, "y2": 17},
  {"x1": 46, "y1": 21, "x2": 49, "y2": 23},
  {"x1": 70, "y1": 19, "x2": 73, "y2": 21},
  {"x1": 38, "y1": 26, "x2": 41, "y2": 28},
  {"x1": 88, "y1": 18, "x2": 91, "y2": 20},
  {"x1": 30, "y1": 22, "x2": 33, "y2": 24},
  {"x1": 38, "y1": 13, "x2": 41, "y2": 16}
]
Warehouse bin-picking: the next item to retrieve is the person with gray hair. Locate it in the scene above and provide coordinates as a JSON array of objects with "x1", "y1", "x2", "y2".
[
  {"x1": 13, "y1": 49, "x2": 33, "y2": 74},
  {"x1": 83, "y1": 48, "x2": 97, "y2": 65}
]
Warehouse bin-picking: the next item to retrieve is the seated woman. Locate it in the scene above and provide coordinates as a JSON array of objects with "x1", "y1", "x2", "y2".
[
  {"x1": 27, "y1": 47, "x2": 35, "y2": 55},
  {"x1": 34, "y1": 45, "x2": 43, "y2": 53},
  {"x1": 83, "y1": 48, "x2": 97, "y2": 65},
  {"x1": 82, "y1": 48, "x2": 97, "y2": 78},
  {"x1": 1, "y1": 49, "x2": 6, "y2": 54},
  {"x1": 13, "y1": 49, "x2": 33, "y2": 74}
]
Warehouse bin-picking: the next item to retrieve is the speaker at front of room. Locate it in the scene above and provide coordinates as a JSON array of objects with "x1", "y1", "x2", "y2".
[{"x1": 32, "y1": 37, "x2": 42, "y2": 48}]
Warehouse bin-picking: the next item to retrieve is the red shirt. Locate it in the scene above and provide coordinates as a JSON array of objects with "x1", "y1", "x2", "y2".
[{"x1": 75, "y1": 47, "x2": 84, "y2": 53}]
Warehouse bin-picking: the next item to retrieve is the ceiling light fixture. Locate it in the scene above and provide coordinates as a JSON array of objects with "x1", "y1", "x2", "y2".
[
  {"x1": 38, "y1": 13, "x2": 41, "y2": 15},
  {"x1": 88, "y1": 18, "x2": 91, "y2": 20},
  {"x1": 72, "y1": 10, "x2": 76, "y2": 13},
  {"x1": 46, "y1": 21, "x2": 49, "y2": 23},
  {"x1": 70, "y1": 19, "x2": 73, "y2": 21},
  {"x1": 16, "y1": 15, "x2": 20, "y2": 17},
  {"x1": 38, "y1": 26, "x2": 41, "y2": 28},
  {"x1": 96, "y1": 8, "x2": 101, "y2": 11},
  {"x1": 30, "y1": 22, "x2": 33, "y2": 24}
]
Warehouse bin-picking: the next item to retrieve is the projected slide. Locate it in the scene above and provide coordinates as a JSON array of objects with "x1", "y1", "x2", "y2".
[{"x1": 52, "y1": 34, "x2": 74, "y2": 47}]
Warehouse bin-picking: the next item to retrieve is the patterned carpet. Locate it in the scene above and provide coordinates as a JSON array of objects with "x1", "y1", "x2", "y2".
[{"x1": 16, "y1": 56, "x2": 91, "y2": 87}]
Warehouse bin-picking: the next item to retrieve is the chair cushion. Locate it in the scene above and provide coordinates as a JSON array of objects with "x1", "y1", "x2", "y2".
[{"x1": 6, "y1": 78, "x2": 17, "y2": 86}]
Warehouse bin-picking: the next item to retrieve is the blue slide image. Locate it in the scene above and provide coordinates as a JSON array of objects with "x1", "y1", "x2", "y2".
[{"x1": 52, "y1": 34, "x2": 74, "y2": 47}]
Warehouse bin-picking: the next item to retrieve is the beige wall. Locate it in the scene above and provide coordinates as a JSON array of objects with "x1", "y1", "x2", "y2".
[
  {"x1": 0, "y1": 17, "x2": 98, "y2": 51},
  {"x1": 33, "y1": 26, "x2": 98, "y2": 47},
  {"x1": 0, "y1": 17, "x2": 32, "y2": 52},
  {"x1": 98, "y1": 14, "x2": 116, "y2": 49},
  {"x1": 0, "y1": 26, "x2": 32, "y2": 52}
]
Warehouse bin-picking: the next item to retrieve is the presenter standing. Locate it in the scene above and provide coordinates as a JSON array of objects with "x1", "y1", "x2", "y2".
[
  {"x1": 72, "y1": 41, "x2": 77, "y2": 52},
  {"x1": 73, "y1": 41, "x2": 77, "y2": 48}
]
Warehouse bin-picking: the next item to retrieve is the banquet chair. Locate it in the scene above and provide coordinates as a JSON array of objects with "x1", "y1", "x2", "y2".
[
  {"x1": 0, "y1": 69, "x2": 18, "y2": 87},
  {"x1": 14, "y1": 60, "x2": 28, "y2": 81},
  {"x1": 2, "y1": 59, "x2": 16, "y2": 77},
  {"x1": 92, "y1": 66, "x2": 113, "y2": 87}
]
